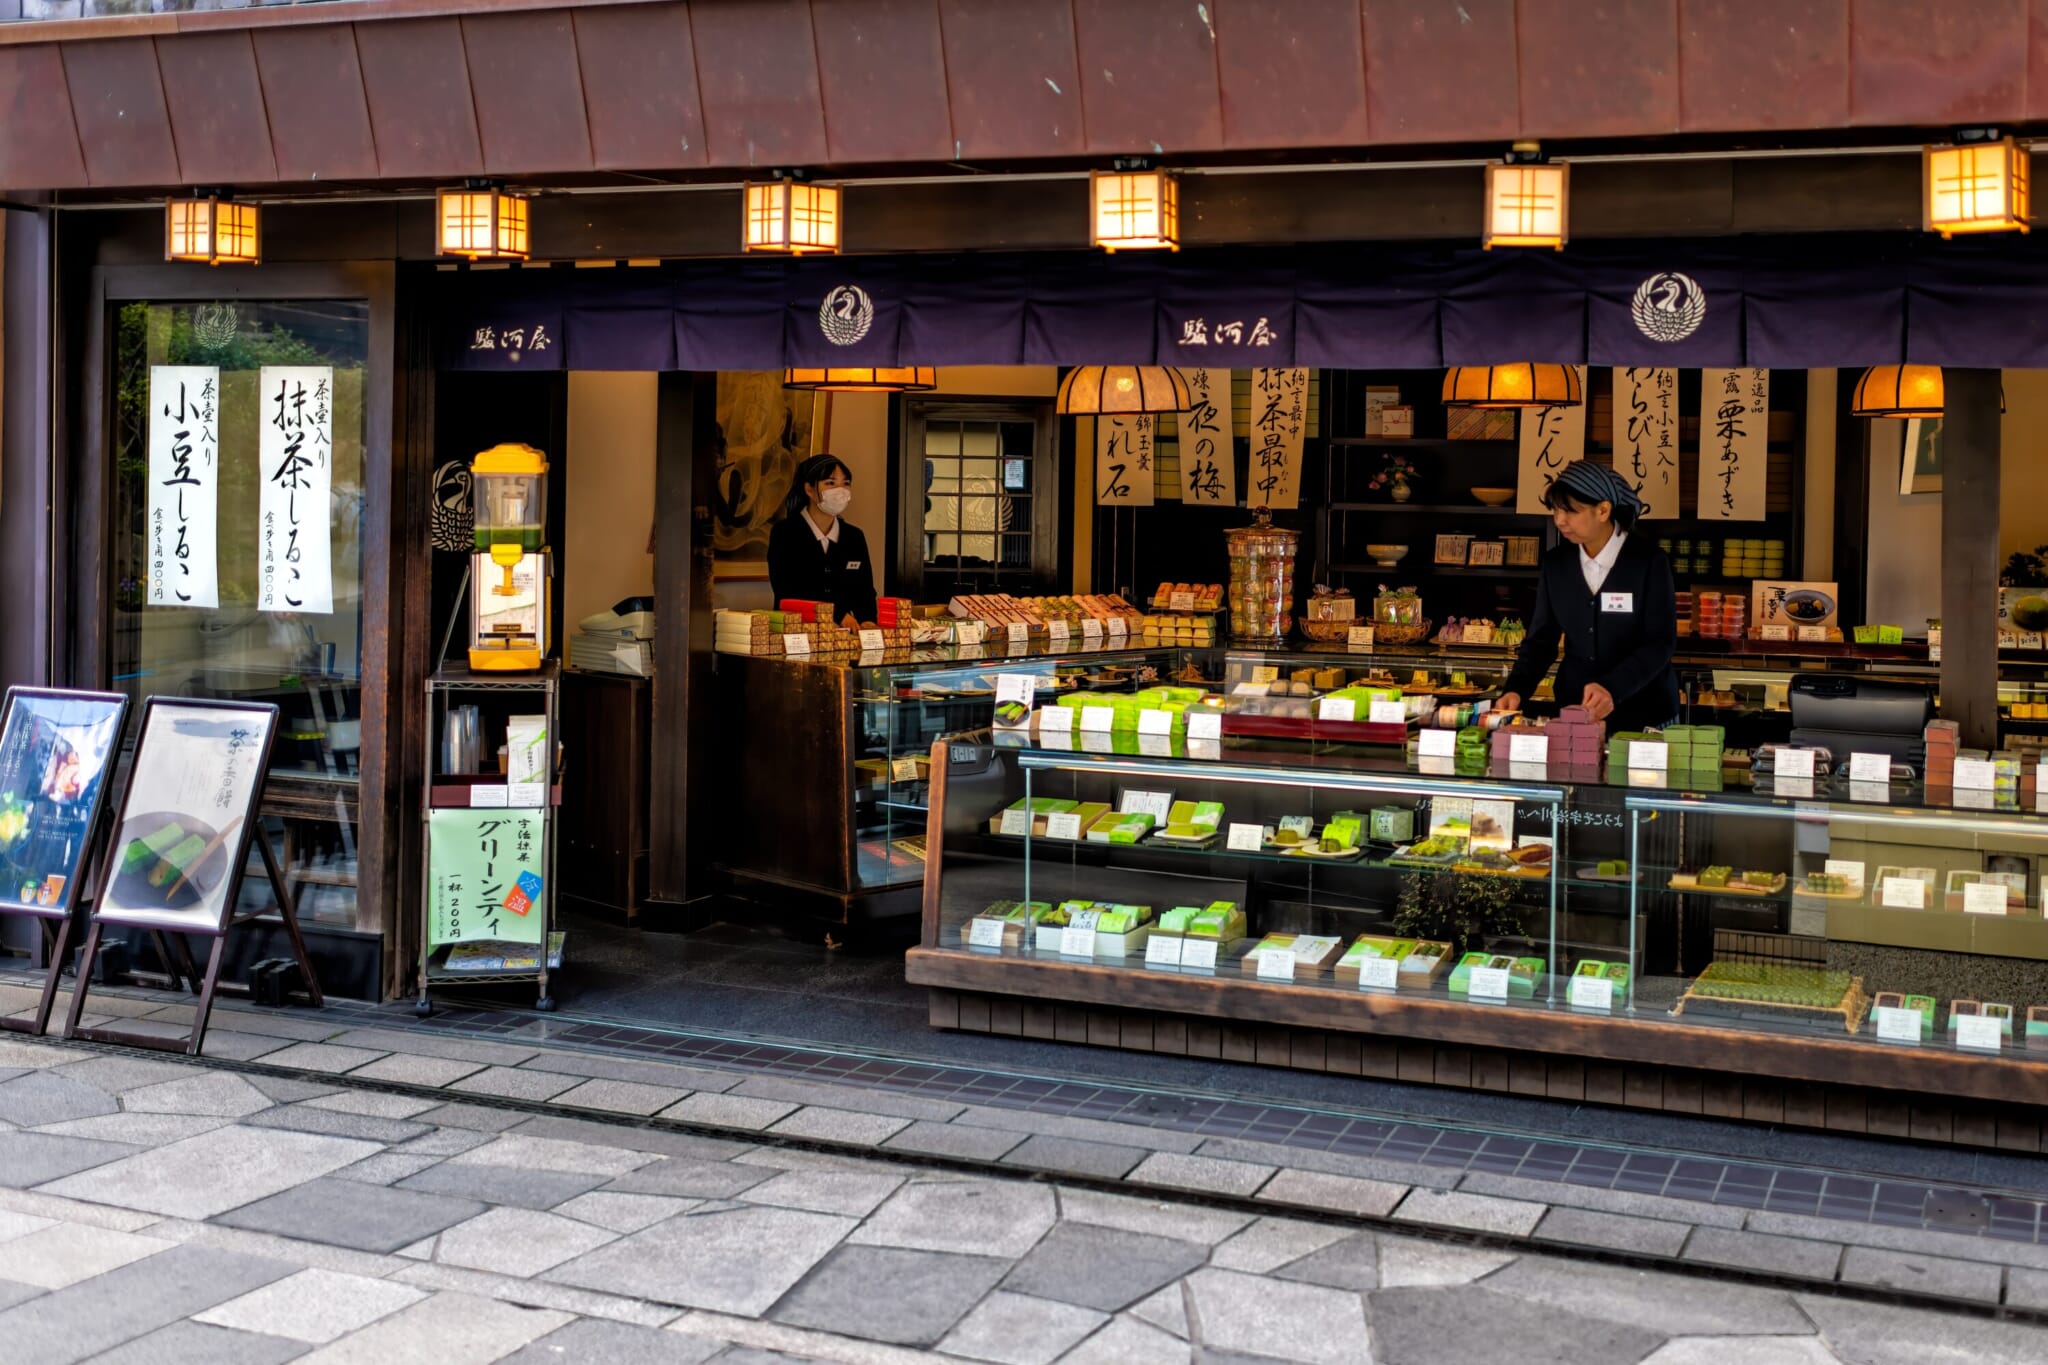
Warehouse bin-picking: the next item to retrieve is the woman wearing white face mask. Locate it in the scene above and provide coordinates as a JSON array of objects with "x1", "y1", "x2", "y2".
[{"x1": 766, "y1": 454, "x2": 879, "y2": 627}]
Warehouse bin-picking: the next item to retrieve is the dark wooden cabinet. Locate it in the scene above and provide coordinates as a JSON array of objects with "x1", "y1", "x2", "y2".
[{"x1": 558, "y1": 669, "x2": 651, "y2": 921}]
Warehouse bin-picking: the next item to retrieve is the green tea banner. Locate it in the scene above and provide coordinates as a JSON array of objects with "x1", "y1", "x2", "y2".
[{"x1": 428, "y1": 808, "x2": 547, "y2": 947}]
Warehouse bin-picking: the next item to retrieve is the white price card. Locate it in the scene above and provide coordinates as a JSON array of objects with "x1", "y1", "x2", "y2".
[
  {"x1": 955, "y1": 621, "x2": 986, "y2": 645},
  {"x1": 1418, "y1": 728, "x2": 1457, "y2": 757},
  {"x1": 1187, "y1": 709, "x2": 1223, "y2": 740},
  {"x1": 891, "y1": 757, "x2": 922, "y2": 783},
  {"x1": 1358, "y1": 957, "x2": 1400, "y2": 991},
  {"x1": 1627, "y1": 740, "x2": 1669, "y2": 770},
  {"x1": 999, "y1": 808, "x2": 1031, "y2": 837},
  {"x1": 1368, "y1": 700, "x2": 1407, "y2": 725},
  {"x1": 1045, "y1": 812, "x2": 1084, "y2": 841},
  {"x1": 1007, "y1": 622, "x2": 1029, "y2": 646},
  {"x1": 1509, "y1": 734, "x2": 1550, "y2": 764},
  {"x1": 1569, "y1": 975, "x2": 1615, "y2": 1010},
  {"x1": 784, "y1": 633, "x2": 812, "y2": 655},
  {"x1": 1039, "y1": 706, "x2": 1075, "y2": 732},
  {"x1": 1774, "y1": 747, "x2": 1816, "y2": 778},
  {"x1": 1080, "y1": 706, "x2": 1116, "y2": 733},
  {"x1": 1874, "y1": 1006, "x2": 1922, "y2": 1043},
  {"x1": 2023, "y1": 632, "x2": 2046, "y2": 651},
  {"x1": 1759, "y1": 624, "x2": 1791, "y2": 641},
  {"x1": 1138, "y1": 708, "x2": 1174, "y2": 735},
  {"x1": 1347, "y1": 626, "x2": 1376, "y2": 650},
  {"x1": 1226, "y1": 823, "x2": 1266, "y2": 852},
  {"x1": 1881, "y1": 875, "x2": 1927, "y2": 910},
  {"x1": 1256, "y1": 949, "x2": 1297, "y2": 981},
  {"x1": 1252, "y1": 666, "x2": 1281, "y2": 684},
  {"x1": 1122, "y1": 790, "x2": 1174, "y2": 822},
  {"x1": 1964, "y1": 882, "x2": 2010, "y2": 916},
  {"x1": 1796, "y1": 625, "x2": 1828, "y2": 642},
  {"x1": 1105, "y1": 616, "x2": 1128, "y2": 636},
  {"x1": 1081, "y1": 616, "x2": 1103, "y2": 639},
  {"x1": 1317, "y1": 697, "x2": 1357, "y2": 722},
  {"x1": 1169, "y1": 590, "x2": 1196, "y2": 611},
  {"x1": 1145, "y1": 935, "x2": 1185, "y2": 967},
  {"x1": 859, "y1": 628, "x2": 886, "y2": 651},
  {"x1": 1048, "y1": 619, "x2": 1070, "y2": 642},
  {"x1": 1956, "y1": 1013, "x2": 2004, "y2": 1051},
  {"x1": 1467, "y1": 967, "x2": 1511, "y2": 1001},
  {"x1": 469, "y1": 784, "x2": 510, "y2": 808},
  {"x1": 968, "y1": 918, "x2": 1008, "y2": 949},
  {"x1": 1954, "y1": 757, "x2": 1996, "y2": 790},
  {"x1": 1059, "y1": 925, "x2": 1097, "y2": 957},
  {"x1": 1824, "y1": 859, "x2": 1866, "y2": 893},
  {"x1": 1180, "y1": 939, "x2": 1219, "y2": 970},
  {"x1": 1849, "y1": 752, "x2": 1891, "y2": 784},
  {"x1": 507, "y1": 781, "x2": 546, "y2": 808}
]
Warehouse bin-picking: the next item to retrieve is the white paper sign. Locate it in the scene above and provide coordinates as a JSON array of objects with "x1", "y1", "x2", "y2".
[
  {"x1": 1176, "y1": 368, "x2": 1237, "y2": 506},
  {"x1": 1956, "y1": 1013, "x2": 2004, "y2": 1051},
  {"x1": 1467, "y1": 966, "x2": 1511, "y2": 1000},
  {"x1": 1047, "y1": 619, "x2": 1070, "y2": 642},
  {"x1": 1256, "y1": 949, "x2": 1297, "y2": 981},
  {"x1": 258, "y1": 366, "x2": 335, "y2": 614},
  {"x1": 1168, "y1": 590, "x2": 1195, "y2": 612},
  {"x1": 1248, "y1": 368, "x2": 1309, "y2": 510},
  {"x1": 1060, "y1": 925, "x2": 1097, "y2": 957},
  {"x1": 1627, "y1": 741, "x2": 1669, "y2": 770},
  {"x1": 1358, "y1": 957, "x2": 1400, "y2": 990},
  {"x1": 1954, "y1": 757, "x2": 1996, "y2": 790},
  {"x1": 1145, "y1": 935, "x2": 1185, "y2": 966},
  {"x1": 1106, "y1": 616, "x2": 1128, "y2": 636},
  {"x1": 1122, "y1": 789, "x2": 1174, "y2": 823},
  {"x1": 955, "y1": 621, "x2": 986, "y2": 645},
  {"x1": 1509, "y1": 734, "x2": 1550, "y2": 764},
  {"x1": 783, "y1": 632, "x2": 812, "y2": 656},
  {"x1": 1045, "y1": 812, "x2": 1083, "y2": 841},
  {"x1": 1418, "y1": 729, "x2": 1457, "y2": 757},
  {"x1": 1516, "y1": 369, "x2": 1590, "y2": 514},
  {"x1": 1347, "y1": 626, "x2": 1376, "y2": 650},
  {"x1": 1226, "y1": 823, "x2": 1265, "y2": 852},
  {"x1": 1080, "y1": 706, "x2": 1116, "y2": 733},
  {"x1": 1758, "y1": 624, "x2": 1790, "y2": 642},
  {"x1": 1612, "y1": 367, "x2": 1679, "y2": 520},
  {"x1": 968, "y1": 917, "x2": 1007, "y2": 948},
  {"x1": 146, "y1": 365, "x2": 222, "y2": 609},
  {"x1": 1081, "y1": 616, "x2": 1104, "y2": 639},
  {"x1": 1318, "y1": 697, "x2": 1357, "y2": 723},
  {"x1": 469, "y1": 784, "x2": 509, "y2": 807},
  {"x1": 1874, "y1": 1006, "x2": 1922, "y2": 1043},
  {"x1": 1569, "y1": 975, "x2": 1615, "y2": 1010},
  {"x1": 1824, "y1": 860, "x2": 1866, "y2": 893},
  {"x1": 1096, "y1": 413, "x2": 1157, "y2": 507},
  {"x1": 1881, "y1": 875, "x2": 1927, "y2": 909},
  {"x1": 1797, "y1": 625, "x2": 1828, "y2": 642},
  {"x1": 1181, "y1": 939, "x2": 1219, "y2": 970},
  {"x1": 507, "y1": 781, "x2": 546, "y2": 808},
  {"x1": 1849, "y1": 753, "x2": 1891, "y2": 784},
  {"x1": 1007, "y1": 622, "x2": 1028, "y2": 645},
  {"x1": 1368, "y1": 700, "x2": 1406, "y2": 725},
  {"x1": 999, "y1": 808, "x2": 1031, "y2": 836},
  {"x1": 1964, "y1": 882, "x2": 2009, "y2": 916},
  {"x1": 1774, "y1": 747, "x2": 1816, "y2": 778},
  {"x1": 1696, "y1": 368, "x2": 1769, "y2": 521},
  {"x1": 1187, "y1": 710, "x2": 1223, "y2": 740},
  {"x1": 859, "y1": 628, "x2": 886, "y2": 651},
  {"x1": 891, "y1": 757, "x2": 921, "y2": 782},
  {"x1": 1138, "y1": 709, "x2": 1174, "y2": 735},
  {"x1": 1038, "y1": 706, "x2": 1074, "y2": 733}
]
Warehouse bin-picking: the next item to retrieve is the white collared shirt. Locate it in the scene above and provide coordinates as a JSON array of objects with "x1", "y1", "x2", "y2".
[
  {"x1": 1579, "y1": 529, "x2": 1627, "y2": 595},
  {"x1": 805, "y1": 510, "x2": 841, "y2": 550}
]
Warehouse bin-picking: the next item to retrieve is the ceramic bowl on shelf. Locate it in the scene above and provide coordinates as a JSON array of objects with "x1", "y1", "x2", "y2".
[
  {"x1": 1470, "y1": 487, "x2": 1515, "y2": 507},
  {"x1": 1364, "y1": 544, "x2": 1409, "y2": 567}
]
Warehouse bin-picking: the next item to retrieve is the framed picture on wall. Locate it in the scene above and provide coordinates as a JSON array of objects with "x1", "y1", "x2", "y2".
[
  {"x1": 1468, "y1": 542, "x2": 1505, "y2": 567},
  {"x1": 1901, "y1": 417, "x2": 1942, "y2": 495},
  {"x1": 711, "y1": 374, "x2": 824, "y2": 581},
  {"x1": 1434, "y1": 535, "x2": 1472, "y2": 565}
]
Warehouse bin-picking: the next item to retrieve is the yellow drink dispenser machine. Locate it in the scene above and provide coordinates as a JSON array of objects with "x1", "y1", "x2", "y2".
[{"x1": 468, "y1": 443, "x2": 551, "y2": 671}]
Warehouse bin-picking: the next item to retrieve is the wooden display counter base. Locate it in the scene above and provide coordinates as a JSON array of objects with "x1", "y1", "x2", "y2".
[{"x1": 910, "y1": 953, "x2": 2048, "y2": 1155}]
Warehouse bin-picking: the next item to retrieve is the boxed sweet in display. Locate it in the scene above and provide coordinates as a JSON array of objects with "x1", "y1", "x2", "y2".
[
  {"x1": 1332, "y1": 935, "x2": 1417, "y2": 983},
  {"x1": 1239, "y1": 933, "x2": 1344, "y2": 977},
  {"x1": 1870, "y1": 990, "x2": 1937, "y2": 1041}
]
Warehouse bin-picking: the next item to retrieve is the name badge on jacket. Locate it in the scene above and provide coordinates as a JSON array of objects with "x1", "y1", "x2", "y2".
[
  {"x1": 1601, "y1": 592, "x2": 1634, "y2": 614},
  {"x1": 845, "y1": 561, "x2": 862, "y2": 570}
]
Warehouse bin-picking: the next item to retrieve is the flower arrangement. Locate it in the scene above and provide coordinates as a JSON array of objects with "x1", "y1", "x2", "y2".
[{"x1": 1368, "y1": 454, "x2": 1418, "y2": 502}]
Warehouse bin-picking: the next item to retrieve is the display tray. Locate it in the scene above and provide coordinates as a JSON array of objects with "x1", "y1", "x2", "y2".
[
  {"x1": 1574, "y1": 867, "x2": 1636, "y2": 884},
  {"x1": 1670, "y1": 962, "x2": 1871, "y2": 1035},
  {"x1": 1667, "y1": 871, "x2": 1788, "y2": 897},
  {"x1": 1220, "y1": 714, "x2": 1410, "y2": 745}
]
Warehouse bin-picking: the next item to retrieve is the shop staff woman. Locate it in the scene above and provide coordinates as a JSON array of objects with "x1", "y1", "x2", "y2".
[
  {"x1": 1498, "y1": 460, "x2": 1679, "y2": 731},
  {"x1": 767, "y1": 454, "x2": 879, "y2": 627}
]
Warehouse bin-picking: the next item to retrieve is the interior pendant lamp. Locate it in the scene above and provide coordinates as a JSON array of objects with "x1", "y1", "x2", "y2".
[
  {"x1": 1852, "y1": 364, "x2": 1944, "y2": 418},
  {"x1": 438, "y1": 181, "x2": 530, "y2": 260},
  {"x1": 783, "y1": 368, "x2": 937, "y2": 392},
  {"x1": 1482, "y1": 143, "x2": 1568, "y2": 249},
  {"x1": 1056, "y1": 366, "x2": 1193, "y2": 415},
  {"x1": 1442, "y1": 364, "x2": 1582, "y2": 409},
  {"x1": 1091, "y1": 159, "x2": 1181, "y2": 252},
  {"x1": 744, "y1": 173, "x2": 841, "y2": 255},
  {"x1": 165, "y1": 191, "x2": 260, "y2": 265},
  {"x1": 1924, "y1": 130, "x2": 2029, "y2": 238}
]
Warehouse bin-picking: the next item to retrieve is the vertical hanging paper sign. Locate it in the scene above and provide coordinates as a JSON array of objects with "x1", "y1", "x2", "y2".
[
  {"x1": 146, "y1": 366, "x2": 222, "y2": 609},
  {"x1": 1248, "y1": 367, "x2": 1307, "y2": 509},
  {"x1": 1514, "y1": 368, "x2": 1588, "y2": 513},
  {"x1": 1614, "y1": 367, "x2": 1680, "y2": 520},
  {"x1": 1096, "y1": 414, "x2": 1157, "y2": 507},
  {"x1": 1178, "y1": 368, "x2": 1237, "y2": 507},
  {"x1": 259, "y1": 366, "x2": 336, "y2": 613},
  {"x1": 1697, "y1": 368, "x2": 1769, "y2": 522}
]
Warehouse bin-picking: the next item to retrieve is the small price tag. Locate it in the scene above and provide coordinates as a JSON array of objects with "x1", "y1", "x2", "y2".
[
  {"x1": 1255, "y1": 949, "x2": 1297, "y2": 981},
  {"x1": 1045, "y1": 812, "x2": 1083, "y2": 841},
  {"x1": 1105, "y1": 616, "x2": 1128, "y2": 636},
  {"x1": 1569, "y1": 975, "x2": 1615, "y2": 1010},
  {"x1": 1180, "y1": 939, "x2": 1219, "y2": 970},
  {"x1": 999, "y1": 809, "x2": 1031, "y2": 837},
  {"x1": 1080, "y1": 706, "x2": 1116, "y2": 733},
  {"x1": 507, "y1": 781, "x2": 546, "y2": 808},
  {"x1": 859, "y1": 628, "x2": 886, "y2": 651},
  {"x1": 1048, "y1": 619, "x2": 1070, "y2": 642},
  {"x1": 1252, "y1": 666, "x2": 1281, "y2": 684},
  {"x1": 1964, "y1": 882, "x2": 2009, "y2": 916},
  {"x1": 1849, "y1": 752, "x2": 1891, "y2": 784},
  {"x1": 1418, "y1": 729, "x2": 1457, "y2": 757},
  {"x1": 1318, "y1": 696, "x2": 1357, "y2": 722},
  {"x1": 1774, "y1": 747, "x2": 1816, "y2": 778},
  {"x1": 1007, "y1": 622, "x2": 1029, "y2": 645},
  {"x1": 2022, "y1": 632, "x2": 2046, "y2": 651},
  {"x1": 469, "y1": 784, "x2": 510, "y2": 808},
  {"x1": 1169, "y1": 590, "x2": 1196, "y2": 611},
  {"x1": 1824, "y1": 859, "x2": 1866, "y2": 893},
  {"x1": 784, "y1": 633, "x2": 812, "y2": 655},
  {"x1": 1509, "y1": 734, "x2": 1550, "y2": 764},
  {"x1": 1759, "y1": 624, "x2": 1791, "y2": 641},
  {"x1": 1358, "y1": 957, "x2": 1400, "y2": 991},
  {"x1": 1954, "y1": 757, "x2": 1996, "y2": 790},
  {"x1": 1627, "y1": 740, "x2": 1669, "y2": 770},
  {"x1": 1467, "y1": 966, "x2": 1511, "y2": 1001},
  {"x1": 968, "y1": 918, "x2": 1007, "y2": 948},
  {"x1": 1796, "y1": 625, "x2": 1828, "y2": 642},
  {"x1": 891, "y1": 757, "x2": 921, "y2": 782},
  {"x1": 1347, "y1": 626, "x2": 1376, "y2": 650},
  {"x1": 1956, "y1": 1013, "x2": 2004, "y2": 1051},
  {"x1": 1081, "y1": 617, "x2": 1104, "y2": 639},
  {"x1": 1145, "y1": 935, "x2": 1185, "y2": 967},
  {"x1": 1874, "y1": 1006, "x2": 1921, "y2": 1043},
  {"x1": 1187, "y1": 709, "x2": 1223, "y2": 740},
  {"x1": 1226, "y1": 823, "x2": 1265, "y2": 852},
  {"x1": 1138, "y1": 708, "x2": 1174, "y2": 735},
  {"x1": 1039, "y1": 706, "x2": 1075, "y2": 733},
  {"x1": 1368, "y1": 700, "x2": 1406, "y2": 725},
  {"x1": 955, "y1": 621, "x2": 986, "y2": 645},
  {"x1": 1059, "y1": 925, "x2": 1097, "y2": 957},
  {"x1": 1881, "y1": 875, "x2": 1927, "y2": 910}
]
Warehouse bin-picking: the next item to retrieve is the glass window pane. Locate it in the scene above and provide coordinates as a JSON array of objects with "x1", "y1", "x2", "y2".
[
  {"x1": 962, "y1": 424, "x2": 1000, "y2": 458},
  {"x1": 1001, "y1": 422, "x2": 1034, "y2": 458},
  {"x1": 925, "y1": 425, "x2": 961, "y2": 457}
]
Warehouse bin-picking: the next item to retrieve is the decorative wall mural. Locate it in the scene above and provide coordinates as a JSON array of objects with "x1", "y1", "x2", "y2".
[{"x1": 711, "y1": 372, "x2": 816, "y2": 576}]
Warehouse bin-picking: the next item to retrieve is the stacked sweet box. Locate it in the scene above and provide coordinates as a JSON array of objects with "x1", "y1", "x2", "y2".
[
  {"x1": 1493, "y1": 706, "x2": 1603, "y2": 768},
  {"x1": 1924, "y1": 720, "x2": 1959, "y2": 786},
  {"x1": 1662, "y1": 724, "x2": 1726, "y2": 779}
]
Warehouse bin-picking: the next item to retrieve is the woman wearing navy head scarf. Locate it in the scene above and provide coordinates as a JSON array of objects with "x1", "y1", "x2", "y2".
[{"x1": 1498, "y1": 460, "x2": 1680, "y2": 731}]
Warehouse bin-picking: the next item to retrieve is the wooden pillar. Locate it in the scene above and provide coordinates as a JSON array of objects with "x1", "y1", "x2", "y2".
[
  {"x1": 0, "y1": 206, "x2": 50, "y2": 693},
  {"x1": 647, "y1": 372, "x2": 718, "y2": 907},
  {"x1": 1940, "y1": 368, "x2": 2002, "y2": 749}
]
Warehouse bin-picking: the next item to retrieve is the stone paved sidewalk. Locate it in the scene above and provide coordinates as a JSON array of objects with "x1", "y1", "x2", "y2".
[{"x1": 3, "y1": 1030, "x2": 2047, "y2": 1364}]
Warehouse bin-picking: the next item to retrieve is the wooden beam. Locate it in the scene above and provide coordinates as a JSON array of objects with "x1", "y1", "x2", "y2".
[{"x1": 1941, "y1": 368, "x2": 2002, "y2": 749}]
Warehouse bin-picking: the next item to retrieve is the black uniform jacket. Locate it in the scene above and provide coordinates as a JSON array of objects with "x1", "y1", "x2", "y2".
[
  {"x1": 1502, "y1": 533, "x2": 1680, "y2": 733},
  {"x1": 766, "y1": 512, "x2": 880, "y2": 624}
]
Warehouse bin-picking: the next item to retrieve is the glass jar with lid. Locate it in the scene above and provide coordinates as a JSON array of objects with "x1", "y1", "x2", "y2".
[{"x1": 1223, "y1": 509, "x2": 1299, "y2": 641}]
